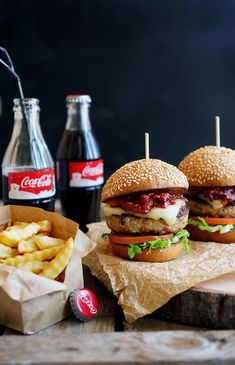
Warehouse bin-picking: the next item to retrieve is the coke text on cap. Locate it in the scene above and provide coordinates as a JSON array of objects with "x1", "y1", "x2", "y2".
[{"x1": 69, "y1": 288, "x2": 99, "y2": 321}]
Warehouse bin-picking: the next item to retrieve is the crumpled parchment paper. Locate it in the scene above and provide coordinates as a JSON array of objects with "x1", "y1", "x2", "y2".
[{"x1": 84, "y1": 221, "x2": 235, "y2": 323}]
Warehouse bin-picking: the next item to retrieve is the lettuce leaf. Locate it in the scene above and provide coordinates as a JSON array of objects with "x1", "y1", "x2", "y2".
[
  {"x1": 128, "y1": 245, "x2": 142, "y2": 259},
  {"x1": 188, "y1": 217, "x2": 235, "y2": 234},
  {"x1": 127, "y1": 229, "x2": 190, "y2": 259}
]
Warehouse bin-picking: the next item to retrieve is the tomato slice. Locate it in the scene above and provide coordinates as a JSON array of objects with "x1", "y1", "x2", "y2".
[
  {"x1": 193, "y1": 217, "x2": 235, "y2": 225},
  {"x1": 109, "y1": 233, "x2": 173, "y2": 245}
]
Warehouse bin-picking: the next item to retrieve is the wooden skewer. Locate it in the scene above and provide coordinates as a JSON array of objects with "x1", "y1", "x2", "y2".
[
  {"x1": 215, "y1": 116, "x2": 220, "y2": 148},
  {"x1": 145, "y1": 133, "x2": 149, "y2": 159}
]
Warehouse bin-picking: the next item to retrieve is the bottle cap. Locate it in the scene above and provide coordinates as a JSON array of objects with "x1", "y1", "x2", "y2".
[
  {"x1": 69, "y1": 288, "x2": 99, "y2": 321},
  {"x1": 66, "y1": 95, "x2": 91, "y2": 104}
]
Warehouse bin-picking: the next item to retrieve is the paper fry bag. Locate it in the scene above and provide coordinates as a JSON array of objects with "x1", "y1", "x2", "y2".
[{"x1": 0, "y1": 205, "x2": 96, "y2": 334}]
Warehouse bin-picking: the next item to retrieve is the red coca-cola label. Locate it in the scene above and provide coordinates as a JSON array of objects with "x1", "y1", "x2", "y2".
[
  {"x1": 75, "y1": 289, "x2": 99, "y2": 319},
  {"x1": 8, "y1": 169, "x2": 55, "y2": 200},
  {"x1": 69, "y1": 159, "x2": 104, "y2": 187}
]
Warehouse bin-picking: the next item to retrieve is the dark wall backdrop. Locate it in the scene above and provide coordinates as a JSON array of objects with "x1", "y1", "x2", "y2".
[{"x1": 1, "y1": 0, "x2": 235, "y2": 183}]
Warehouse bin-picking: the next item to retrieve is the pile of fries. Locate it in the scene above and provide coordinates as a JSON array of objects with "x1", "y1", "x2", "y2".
[{"x1": 0, "y1": 220, "x2": 73, "y2": 281}]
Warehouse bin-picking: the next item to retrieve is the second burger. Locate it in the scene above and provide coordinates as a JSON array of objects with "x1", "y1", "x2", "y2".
[
  {"x1": 102, "y1": 159, "x2": 190, "y2": 262},
  {"x1": 179, "y1": 145, "x2": 235, "y2": 243}
]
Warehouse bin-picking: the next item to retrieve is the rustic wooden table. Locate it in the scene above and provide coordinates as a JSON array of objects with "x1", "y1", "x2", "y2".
[{"x1": 0, "y1": 265, "x2": 235, "y2": 365}]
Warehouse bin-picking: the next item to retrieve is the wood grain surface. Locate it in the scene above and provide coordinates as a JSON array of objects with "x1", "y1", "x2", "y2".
[
  {"x1": 1, "y1": 330, "x2": 235, "y2": 364},
  {"x1": 156, "y1": 273, "x2": 235, "y2": 329}
]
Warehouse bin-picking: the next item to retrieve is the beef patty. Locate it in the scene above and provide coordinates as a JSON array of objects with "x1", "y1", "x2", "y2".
[{"x1": 106, "y1": 206, "x2": 189, "y2": 234}]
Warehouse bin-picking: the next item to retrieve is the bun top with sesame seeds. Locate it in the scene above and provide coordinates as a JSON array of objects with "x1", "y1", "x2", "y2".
[
  {"x1": 178, "y1": 145, "x2": 235, "y2": 187},
  {"x1": 101, "y1": 158, "x2": 189, "y2": 202}
]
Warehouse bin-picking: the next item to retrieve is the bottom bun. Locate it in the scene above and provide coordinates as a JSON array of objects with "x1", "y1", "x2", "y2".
[
  {"x1": 111, "y1": 239, "x2": 184, "y2": 262},
  {"x1": 187, "y1": 225, "x2": 235, "y2": 243}
]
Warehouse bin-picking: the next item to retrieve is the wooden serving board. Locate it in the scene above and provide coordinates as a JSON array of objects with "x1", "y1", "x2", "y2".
[{"x1": 156, "y1": 273, "x2": 235, "y2": 329}]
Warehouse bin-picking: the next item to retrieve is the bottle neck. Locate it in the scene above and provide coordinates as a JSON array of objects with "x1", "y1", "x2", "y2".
[
  {"x1": 13, "y1": 98, "x2": 40, "y2": 134},
  {"x1": 14, "y1": 106, "x2": 40, "y2": 131},
  {"x1": 66, "y1": 103, "x2": 91, "y2": 132},
  {"x1": 2, "y1": 98, "x2": 54, "y2": 170}
]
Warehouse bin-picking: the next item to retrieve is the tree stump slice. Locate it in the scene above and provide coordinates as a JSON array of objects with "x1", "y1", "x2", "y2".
[{"x1": 156, "y1": 273, "x2": 235, "y2": 329}]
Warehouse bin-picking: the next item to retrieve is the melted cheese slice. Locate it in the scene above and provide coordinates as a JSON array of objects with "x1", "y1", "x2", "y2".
[{"x1": 103, "y1": 200, "x2": 185, "y2": 226}]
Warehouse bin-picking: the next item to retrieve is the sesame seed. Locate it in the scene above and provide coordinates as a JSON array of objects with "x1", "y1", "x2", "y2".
[
  {"x1": 178, "y1": 145, "x2": 235, "y2": 186},
  {"x1": 101, "y1": 158, "x2": 188, "y2": 202}
]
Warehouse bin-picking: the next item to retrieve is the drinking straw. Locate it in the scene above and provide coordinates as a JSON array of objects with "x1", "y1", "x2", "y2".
[{"x1": 0, "y1": 47, "x2": 42, "y2": 169}]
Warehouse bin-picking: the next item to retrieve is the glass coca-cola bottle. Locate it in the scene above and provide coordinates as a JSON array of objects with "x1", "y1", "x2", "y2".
[
  {"x1": 56, "y1": 95, "x2": 104, "y2": 230},
  {"x1": 2, "y1": 98, "x2": 56, "y2": 211}
]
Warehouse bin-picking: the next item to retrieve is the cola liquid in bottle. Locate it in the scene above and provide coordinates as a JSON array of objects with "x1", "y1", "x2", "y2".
[
  {"x1": 2, "y1": 98, "x2": 56, "y2": 211},
  {"x1": 56, "y1": 95, "x2": 104, "y2": 230}
]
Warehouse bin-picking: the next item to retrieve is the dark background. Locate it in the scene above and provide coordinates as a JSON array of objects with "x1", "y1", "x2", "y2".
[{"x1": 1, "y1": 0, "x2": 235, "y2": 182}]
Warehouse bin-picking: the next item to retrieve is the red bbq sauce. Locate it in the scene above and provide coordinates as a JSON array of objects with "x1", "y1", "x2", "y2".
[{"x1": 110, "y1": 192, "x2": 185, "y2": 214}]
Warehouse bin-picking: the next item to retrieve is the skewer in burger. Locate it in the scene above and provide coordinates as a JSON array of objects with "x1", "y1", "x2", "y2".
[
  {"x1": 179, "y1": 146, "x2": 235, "y2": 243},
  {"x1": 101, "y1": 159, "x2": 190, "y2": 262}
]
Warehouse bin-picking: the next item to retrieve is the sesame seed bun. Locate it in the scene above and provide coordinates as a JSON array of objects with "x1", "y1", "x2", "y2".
[
  {"x1": 179, "y1": 146, "x2": 235, "y2": 186},
  {"x1": 102, "y1": 159, "x2": 188, "y2": 202},
  {"x1": 110, "y1": 239, "x2": 184, "y2": 262}
]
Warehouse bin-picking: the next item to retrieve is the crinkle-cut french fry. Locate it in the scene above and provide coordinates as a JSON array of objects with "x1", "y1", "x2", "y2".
[
  {"x1": 35, "y1": 235, "x2": 65, "y2": 250},
  {"x1": 40, "y1": 238, "x2": 73, "y2": 280},
  {"x1": 2, "y1": 245, "x2": 63, "y2": 266},
  {"x1": 18, "y1": 236, "x2": 38, "y2": 254},
  {"x1": 0, "y1": 243, "x2": 17, "y2": 258},
  {"x1": 0, "y1": 222, "x2": 40, "y2": 247},
  {"x1": 38, "y1": 220, "x2": 52, "y2": 234},
  {"x1": 18, "y1": 233, "x2": 45, "y2": 254},
  {"x1": 17, "y1": 261, "x2": 49, "y2": 274}
]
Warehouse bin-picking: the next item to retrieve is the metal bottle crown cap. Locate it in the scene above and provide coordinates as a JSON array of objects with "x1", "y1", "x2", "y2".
[
  {"x1": 69, "y1": 288, "x2": 99, "y2": 321},
  {"x1": 66, "y1": 95, "x2": 91, "y2": 104}
]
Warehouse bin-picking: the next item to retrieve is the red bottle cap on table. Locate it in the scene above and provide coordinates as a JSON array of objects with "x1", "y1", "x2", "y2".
[{"x1": 69, "y1": 288, "x2": 99, "y2": 321}]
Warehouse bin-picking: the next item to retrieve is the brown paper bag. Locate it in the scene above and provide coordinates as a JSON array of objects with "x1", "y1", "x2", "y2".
[{"x1": 0, "y1": 205, "x2": 96, "y2": 334}]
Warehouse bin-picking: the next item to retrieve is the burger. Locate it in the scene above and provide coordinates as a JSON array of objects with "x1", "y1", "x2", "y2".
[
  {"x1": 101, "y1": 159, "x2": 189, "y2": 262},
  {"x1": 178, "y1": 145, "x2": 235, "y2": 243}
]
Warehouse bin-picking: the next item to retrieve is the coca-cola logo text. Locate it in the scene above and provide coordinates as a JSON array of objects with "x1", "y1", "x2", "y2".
[
  {"x1": 82, "y1": 163, "x2": 103, "y2": 178},
  {"x1": 21, "y1": 174, "x2": 53, "y2": 189},
  {"x1": 77, "y1": 292, "x2": 97, "y2": 315},
  {"x1": 7, "y1": 169, "x2": 55, "y2": 200},
  {"x1": 69, "y1": 159, "x2": 104, "y2": 187}
]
